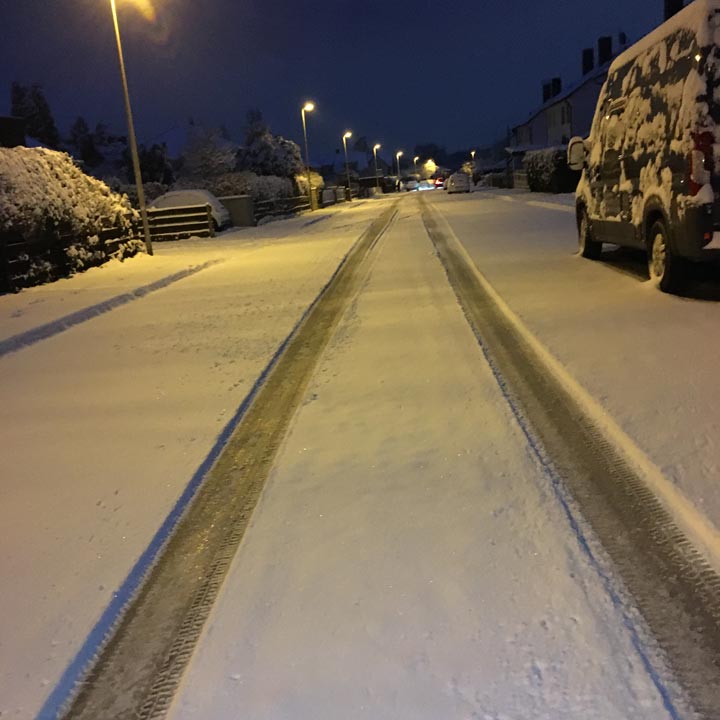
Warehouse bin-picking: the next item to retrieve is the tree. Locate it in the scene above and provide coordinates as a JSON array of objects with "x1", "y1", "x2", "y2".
[
  {"x1": 179, "y1": 125, "x2": 237, "y2": 182},
  {"x1": 123, "y1": 142, "x2": 175, "y2": 184},
  {"x1": 68, "y1": 116, "x2": 104, "y2": 168},
  {"x1": 10, "y1": 82, "x2": 60, "y2": 148},
  {"x1": 238, "y1": 109, "x2": 304, "y2": 178},
  {"x1": 414, "y1": 142, "x2": 448, "y2": 167},
  {"x1": 352, "y1": 136, "x2": 371, "y2": 162}
]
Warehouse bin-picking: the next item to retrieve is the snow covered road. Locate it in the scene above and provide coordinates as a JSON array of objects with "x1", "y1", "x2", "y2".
[
  {"x1": 2, "y1": 190, "x2": 718, "y2": 718},
  {"x1": 427, "y1": 188, "x2": 720, "y2": 560},
  {"x1": 167, "y1": 202, "x2": 681, "y2": 719},
  {"x1": 0, "y1": 199, "x2": 390, "y2": 719}
]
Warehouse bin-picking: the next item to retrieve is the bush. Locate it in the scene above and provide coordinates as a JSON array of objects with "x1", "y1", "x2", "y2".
[
  {"x1": 294, "y1": 171, "x2": 325, "y2": 196},
  {"x1": 0, "y1": 147, "x2": 142, "y2": 284},
  {"x1": 174, "y1": 171, "x2": 293, "y2": 202},
  {"x1": 524, "y1": 147, "x2": 580, "y2": 193},
  {"x1": 103, "y1": 178, "x2": 169, "y2": 207},
  {"x1": 484, "y1": 172, "x2": 513, "y2": 189}
]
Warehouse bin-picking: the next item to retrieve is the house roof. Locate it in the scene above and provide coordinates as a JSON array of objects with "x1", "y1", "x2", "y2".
[{"x1": 511, "y1": 60, "x2": 611, "y2": 133}]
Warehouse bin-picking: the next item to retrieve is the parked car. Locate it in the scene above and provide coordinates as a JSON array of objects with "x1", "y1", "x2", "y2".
[
  {"x1": 149, "y1": 189, "x2": 231, "y2": 231},
  {"x1": 446, "y1": 172, "x2": 472, "y2": 194},
  {"x1": 400, "y1": 177, "x2": 419, "y2": 192},
  {"x1": 434, "y1": 177, "x2": 446, "y2": 189},
  {"x1": 568, "y1": 0, "x2": 720, "y2": 293}
]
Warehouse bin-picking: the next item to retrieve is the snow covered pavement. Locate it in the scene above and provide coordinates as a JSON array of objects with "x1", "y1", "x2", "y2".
[
  {"x1": 427, "y1": 189, "x2": 720, "y2": 569},
  {"x1": 0, "y1": 198, "x2": 389, "y2": 719},
  {"x1": 167, "y1": 204, "x2": 678, "y2": 719}
]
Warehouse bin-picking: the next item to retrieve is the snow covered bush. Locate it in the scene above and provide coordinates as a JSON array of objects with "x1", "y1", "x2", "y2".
[
  {"x1": 295, "y1": 171, "x2": 325, "y2": 196},
  {"x1": 0, "y1": 147, "x2": 142, "y2": 287},
  {"x1": 175, "y1": 171, "x2": 293, "y2": 202},
  {"x1": 248, "y1": 174, "x2": 293, "y2": 201},
  {"x1": 524, "y1": 147, "x2": 580, "y2": 193}
]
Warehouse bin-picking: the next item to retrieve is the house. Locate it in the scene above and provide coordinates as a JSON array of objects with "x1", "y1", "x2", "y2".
[{"x1": 507, "y1": 35, "x2": 626, "y2": 188}]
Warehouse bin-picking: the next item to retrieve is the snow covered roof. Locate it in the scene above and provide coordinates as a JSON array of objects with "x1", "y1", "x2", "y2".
[
  {"x1": 512, "y1": 62, "x2": 610, "y2": 133},
  {"x1": 610, "y1": 0, "x2": 720, "y2": 74}
]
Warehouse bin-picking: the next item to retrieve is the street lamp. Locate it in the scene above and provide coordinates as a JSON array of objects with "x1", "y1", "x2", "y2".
[
  {"x1": 471, "y1": 149, "x2": 476, "y2": 161},
  {"x1": 396, "y1": 150, "x2": 403, "y2": 181},
  {"x1": 108, "y1": 0, "x2": 153, "y2": 255},
  {"x1": 373, "y1": 144, "x2": 381, "y2": 191},
  {"x1": 342, "y1": 130, "x2": 353, "y2": 201},
  {"x1": 413, "y1": 155, "x2": 419, "y2": 173},
  {"x1": 301, "y1": 101, "x2": 315, "y2": 209}
]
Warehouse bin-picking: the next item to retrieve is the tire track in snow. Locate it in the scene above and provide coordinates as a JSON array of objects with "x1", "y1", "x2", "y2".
[
  {"x1": 0, "y1": 259, "x2": 224, "y2": 359},
  {"x1": 45, "y1": 203, "x2": 398, "y2": 720},
  {"x1": 420, "y1": 195, "x2": 720, "y2": 720}
]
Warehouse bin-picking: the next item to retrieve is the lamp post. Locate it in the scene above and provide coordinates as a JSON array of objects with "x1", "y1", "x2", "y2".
[
  {"x1": 413, "y1": 155, "x2": 419, "y2": 174},
  {"x1": 396, "y1": 151, "x2": 403, "y2": 187},
  {"x1": 373, "y1": 144, "x2": 381, "y2": 191},
  {"x1": 342, "y1": 130, "x2": 353, "y2": 201},
  {"x1": 301, "y1": 101, "x2": 315, "y2": 209},
  {"x1": 109, "y1": 0, "x2": 153, "y2": 255}
]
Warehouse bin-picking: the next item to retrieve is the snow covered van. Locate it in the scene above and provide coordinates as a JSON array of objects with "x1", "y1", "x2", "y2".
[{"x1": 567, "y1": 0, "x2": 720, "y2": 292}]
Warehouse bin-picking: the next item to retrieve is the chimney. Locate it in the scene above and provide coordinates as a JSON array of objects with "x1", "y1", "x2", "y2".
[
  {"x1": 551, "y1": 77, "x2": 562, "y2": 97},
  {"x1": 582, "y1": 48, "x2": 594, "y2": 75},
  {"x1": 664, "y1": 0, "x2": 684, "y2": 20},
  {"x1": 598, "y1": 36, "x2": 613, "y2": 65},
  {"x1": 542, "y1": 82, "x2": 553, "y2": 103},
  {"x1": 618, "y1": 31, "x2": 628, "y2": 47}
]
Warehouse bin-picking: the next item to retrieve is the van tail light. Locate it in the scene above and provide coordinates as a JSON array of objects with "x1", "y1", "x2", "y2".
[{"x1": 688, "y1": 130, "x2": 714, "y2": 195}]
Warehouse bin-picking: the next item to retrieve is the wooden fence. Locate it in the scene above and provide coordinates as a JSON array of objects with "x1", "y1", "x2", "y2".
[
  {"x1": 147, "y1": 204, "x2": 214, "y2": 242},
  {"x1": 0, "y1": 224, "x2": 140, "y2": 294},
  {"x1": 253, "y1": 195, "x2": 311, "y2": 223}
]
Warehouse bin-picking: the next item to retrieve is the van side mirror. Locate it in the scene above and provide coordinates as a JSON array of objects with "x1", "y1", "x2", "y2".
[{"x1": 567, "y1": 137, "x2": 587, "y2": 171}]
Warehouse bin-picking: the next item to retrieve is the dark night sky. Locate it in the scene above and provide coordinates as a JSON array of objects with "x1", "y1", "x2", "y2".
[{"x1": 1, "y1": 0, "x2": 665, "y2": 164}]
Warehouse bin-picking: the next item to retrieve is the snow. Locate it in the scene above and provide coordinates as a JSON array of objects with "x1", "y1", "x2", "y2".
[
  {"x1": 0, "y1": 147, "x2": 137, "y2": 241},
  {"x1": 431, "y1": 190, "x2": 720, "y2": 571},
  {"x1": 0, "y1": 199, "x2": 388, "y2": 719},
  {"x1": 168, "y1": 204, "x2": 676, "y2": 720},
  {"x1": 1, "y1": 191, "x2": 713, "y2": 718},
  {"x1": 609, "y1": 0, "x2": 720, "y2": 75}
]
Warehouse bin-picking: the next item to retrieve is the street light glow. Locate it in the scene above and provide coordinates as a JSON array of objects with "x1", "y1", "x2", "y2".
[
  {"x1": 126, "y1": 0, "x2": 157, "y2": 22},
  {"x1": 374, "y1": 143, "x2": 381, "y2": 151},
  {"x1": 344, "y1": 131, "x2": 352, "y2": 139},
  {"x1": 414, "y1": 156, "x2": 419, "y2": 163},
  {"x1": 303, "y1": 102, "x2": 315, "y2": 112}
]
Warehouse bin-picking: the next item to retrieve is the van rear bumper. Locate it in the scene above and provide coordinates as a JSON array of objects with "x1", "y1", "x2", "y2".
[{"x1": 675, "y1": 204, "x2": 716, "y2": 260}]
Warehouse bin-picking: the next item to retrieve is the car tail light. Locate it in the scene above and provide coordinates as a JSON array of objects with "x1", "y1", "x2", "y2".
[{"x1": 688, "y1": 130, "x2": 714, "y2": 195}]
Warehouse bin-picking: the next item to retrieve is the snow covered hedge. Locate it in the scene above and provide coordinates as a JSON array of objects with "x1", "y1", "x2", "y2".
[
  {"x1": 0, "y1": 147, "x2": 142, "y2": 289},
  {"x1": 175, "y1": 171, "x2": 294, "y2": 202},
  {"x1": 524, "y1": 147, "x2": 580, "y2": 193}
]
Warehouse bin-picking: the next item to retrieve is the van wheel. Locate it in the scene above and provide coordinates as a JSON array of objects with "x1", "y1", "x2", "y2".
[
  {"x1": 578, "y1": 210, "x2": 602, "y2": 259},
  {"x1": 648, "y1": 220, "x2": 684, "y2": 293}
]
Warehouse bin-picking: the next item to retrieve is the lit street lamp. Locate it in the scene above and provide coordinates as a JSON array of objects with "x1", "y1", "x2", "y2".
[
  {"x1": 413, "y1": 155, "x2": 419, "y2": 173},
  {"x1": 342, "y1": 131, "x2": 353, "y2": 201},
  {"x1": 373, "y1": 143, "x2": 381, "y2": 191},
  {"x1": 301, "y1": 101, "x2": 315, "y2": 209},
  {"x1": 396, "y1": 150, "x2": 403, "y2": 182},
  {"x1": 471, "y1": 149, "x2": 476, "y2": 161},
  {"x1": 108, "y1": 0, "x2": 153, "y2": 255}
]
